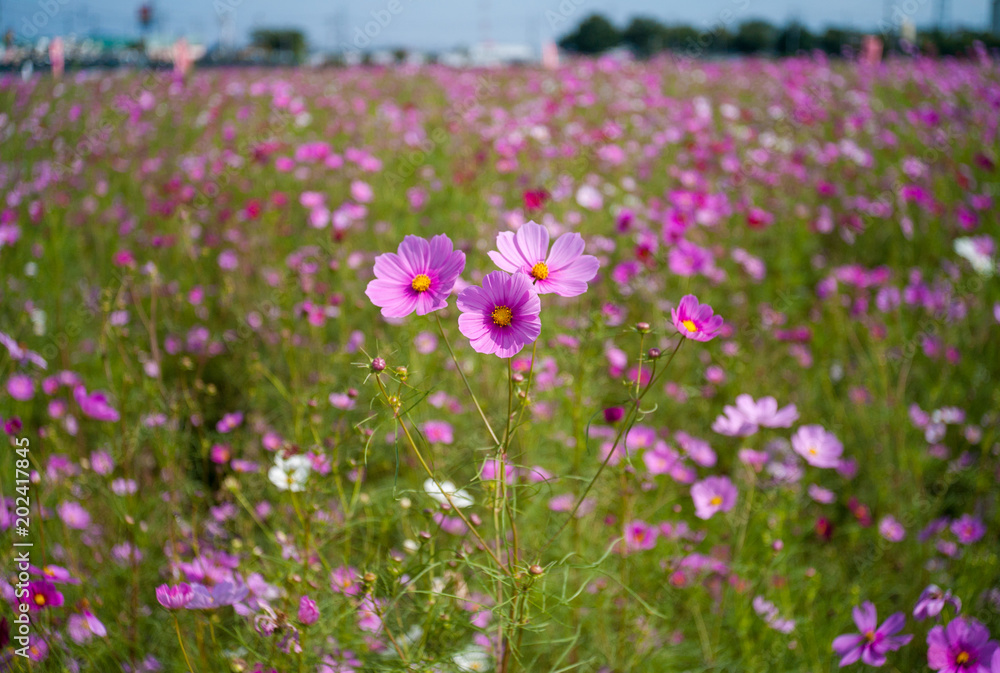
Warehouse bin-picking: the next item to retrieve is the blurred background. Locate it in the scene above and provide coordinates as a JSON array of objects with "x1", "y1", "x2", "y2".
[{"x1": 1, "y1": 0, "x2": 999, "y2": 70}]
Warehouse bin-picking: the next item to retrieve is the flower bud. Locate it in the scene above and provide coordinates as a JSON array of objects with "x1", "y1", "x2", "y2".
[
  {"x1": 528, "y1": 564, "x2": 544, "y2": 576},
  {"x1": 371, "y1": 357, "x2": 386, "y2": 372},
  {"x1": 647, "y1": 347, "x2": 661, "y2": 360},
  {"x1": 604, "y1": 406, "x2": 625, "y2": 423},
  {"x1": 636, "y1": 322, "x2": 651, "y2": 333}
]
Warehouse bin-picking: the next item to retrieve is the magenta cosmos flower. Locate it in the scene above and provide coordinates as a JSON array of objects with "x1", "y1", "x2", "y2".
[
  {"x1": 832, "y1": 602, "x2": 912, "y2": 667},
  {"x1": 156, "y1": 583, "x2": 194, "y2": 609},
  {"x1": 792, "y1": 424, "x2": 844, "y2": 468},
  {"x1": 690, "y1": 476, "x2": 737, "y2": 520},
  {"x1": 366, "y1": 234, "x2": 466, "y2": 318},
  {"x1": 457, "y1": 271, "x2": 541, "y2": 358},
  {"x1": 927, "y1": 617, "x2": 998, "y2": 672},
  {"x1": 487, "y1": 220, "x2": 599, "y2": 297},
  {"x1": 672, "y1": 295, "x2": 724, "y2": 341}
]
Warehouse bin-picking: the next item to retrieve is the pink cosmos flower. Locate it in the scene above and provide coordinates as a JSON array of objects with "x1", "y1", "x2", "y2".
[
  {"x1": 672, "y1": 295, "x2": 724, "y2": 342},
  {"x1": 156, "y1": 583, "x2": 194, "y2": 609},
  {"x1": 712, "y1": 395, "x2": 798, "y2": 436},
  {"x1": 690, "y1": 476, "x2": 737, "y2": 520},
  {"x1": 6, "y1": 374, "x2": 34, "y2": 401},
  {"x1": 19, "y1": 580, "x2": 64, "y2": 611},
  {"x1": 457, "y1": 271, "x2": 541, "y2": 358},
  {"x1": 878, "y1": 515, "x2": 906, "y2": 542},
  {"x1": 366, "y1": 234, "x2": 466, "y2": 318},
  {"x1": 57, "y1": 501, "x2": 91, "y2": 529},
  {"x1": 623, "y1": 519, "x2": 659, "y2": 552},
  {"x1": 927, "y1": 617, "x2": 998, "y2": 672},
  {"x1": 422, "y1": 420, "x2": 454, "y2": 444},
  {"x1": 298, "y1": 595, "x2": 320, "y2": 625},
  {"x1": 951, "y1": 514, "x2": 986, "y2": 544},
  {"x1": 73, "y1": 386, "x2": 120, "y2": 422},
  {"x1": 487, "y1": 220, "x2": 599, "y2": 297},
  {"x1": 832, "y1": 602, "x2": 912, "y2": 667},
  {"x1": 330, "y1": 566, "x2": 360, "y2": 596},
  {"x1": 733, "y1": 394, "x2": 799, "y2": 428},
  {"x1": 67, "y1": 610, "x2": 107, "y2": 643},
  {"x1": 914, "y1": 585, "x2": 961, "y2": 621},
  {"x1": 792, "y1": 425, "x2": 844, "y2": 468}
]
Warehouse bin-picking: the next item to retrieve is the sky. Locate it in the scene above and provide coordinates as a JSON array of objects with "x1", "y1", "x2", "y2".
[{"x1": 6, "y1": 0, "x2": 996, "y2": 49}]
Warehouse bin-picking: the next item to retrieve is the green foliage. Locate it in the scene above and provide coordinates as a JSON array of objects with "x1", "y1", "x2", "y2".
[
  {"x1": 558, "y1": 13, "x2": 622, "y2": 54},
  {"x1": 251, "y1": 27, "x2": 307, "y2": 63}
]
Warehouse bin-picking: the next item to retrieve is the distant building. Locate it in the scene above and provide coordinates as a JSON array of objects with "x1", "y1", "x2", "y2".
[{"x1": 468, "y1": 42, "x2": 535, "y2": 66}]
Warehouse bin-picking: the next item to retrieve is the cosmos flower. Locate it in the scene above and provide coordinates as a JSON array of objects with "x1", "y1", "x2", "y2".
[
  {"x1": 712, "y1": 395, "x2": 798, "y2": 436},
  {"x1": 365, "y1": 234, "x2": 466, "y2": 318},
  {"x1": 791, "y1": 425, "x2": 844, "y2": 468},
  {"x1": 914, "y1": 586, "x2": 962, "y2": 621},
  {"x1": 187, "y1": 581, "x2": 250, "y2": 609},
  {"x1": 488, "y1": 220, "x2": 599, "y2": 297},
  {"x1": 330, "y1": 566, "x2": 360, "y2": 596},
  {"x1": 623, "y1": 519, "x2": 659, "y2": 551},
  {"x1": 423, "y1": 478, "x2": 474, "y2": 509},
  {"x1": 453, "y1": 647, "x2": 492, "y2": 672},
  {"x1": 927, "y1": 617, "x2": 998, "y2": 672},
  {"x1": 0, "y1": 332, "x2": 46, "y2": 369},
  {"x1": 56, "y1": 501, "x2": 91, "y2": 529},
  {"x1": 953, "y1": 236, "x2": 995, "y2": 277},
  {"x1": 156, "y1": 584, "x2": 194, "y2": 609},
  {"x1": 422, "y1": 420, "x2": 454, "y2": 444},
  {"x1": 6, "y1": 374, "x2": 34, "y2": 401},
  {"x1": 73, "y1": 386, "x2": 120, "y2": 422},
  {"x1": 832, "y1": 602, "x2": 912, "y2": 667},
  {"x1": 298, "y1": 595, "x2": 320, "y2": 625},
  {"x1": 671, "y1": 295, "x2": 724, "y2": 342},
  {"x1": 457, "y1": 271, "x2": 541, "y2": 358},
  {"x1": 67, "y1": 610, "x2": 107, "y2": 643},
  {"x1": 951, "y1": 515, "x2": 986, "y2": 544},
  {"x1": 19, "y1": 581, "x2": 64, "y2": 611},
  {"x1": 878, "y1": 515, "x2": 906, "y2": 542},
  {"x1": 690, "y1": 476, "x2": 738, "y2": 520},
  {"x1": 268, "y1": 454, "x2": 312, "y2": 492}
]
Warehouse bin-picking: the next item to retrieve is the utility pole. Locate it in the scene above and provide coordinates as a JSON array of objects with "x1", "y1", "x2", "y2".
[{"x1": 936, "y1": 0, "x2": 950, "y2": 31}]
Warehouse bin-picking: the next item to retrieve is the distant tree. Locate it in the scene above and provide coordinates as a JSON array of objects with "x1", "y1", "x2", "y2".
[
  {"x1": 775, "y1": 22, "x2": 815, "y2": 54},
  {"x1": 623, "y1": 16, "x2": 666, "y2": 58},
  {"x1": 251, "y1": 28, "x2": 306, "y2": 63},
  {"x1": 819, "y1": 28, "x2": 861, "y2": 55},
  {"x1": 558, "y1": 14, "x2": 622, "y2": 54},
  {"x1": 732, "y1": 20, "x2": 778, "y2": 53},
  {"x1": 661, "y1": 24, "x2": 702, "y2": 51}
]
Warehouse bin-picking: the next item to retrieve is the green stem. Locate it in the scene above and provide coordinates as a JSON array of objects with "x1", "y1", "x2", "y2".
[
  {"x1": 538, "y1": 338, "x2": 684, "y2": 558},
  {"x1": 434, "y1": 314, "x2": 501, "y2": 446},
  {"x1": 173, "y1": 616, "x2": 196, "y2": 673}
]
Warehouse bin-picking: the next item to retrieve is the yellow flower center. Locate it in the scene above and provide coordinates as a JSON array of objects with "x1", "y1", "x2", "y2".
[
  {"x1": 710, "y1": 496, "x2": 722, "y2": 506},
  {"x1": 411, "y1": 274, "x2": 432, "y2": 292},
  {"x1": 956, "y1": 652, "x2": 970, "y2": 665},
  {"x1": 808, "y1": 446, "x2": 817, "y2": 455},
  {"x1": 864, "y1": 630, "x2": 875, "y2": 642},
  {"x1": 34, "y1": 593, "x2": 46, "y2": 606},
  {"x1": 531, "y1": 261, "x2": 549, "y2": 281},
  {"x1": 682, "y1": 319, "x2": 698, "y2": 333},
  {"x1": 491, "y1": 305, "x2": 513, "y2": 327}
]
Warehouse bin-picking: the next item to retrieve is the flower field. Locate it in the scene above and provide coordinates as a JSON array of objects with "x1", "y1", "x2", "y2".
[{"x1": 0, "y1": 55, "x2": 999, "y2": 672}]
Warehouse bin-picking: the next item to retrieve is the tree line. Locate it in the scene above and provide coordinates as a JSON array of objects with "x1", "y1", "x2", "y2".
[{"x1": 558, "y1": 13, "x2": 1000, "y2": 58}]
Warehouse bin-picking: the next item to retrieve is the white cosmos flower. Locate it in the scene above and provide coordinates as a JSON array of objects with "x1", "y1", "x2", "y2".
[
  {"x1": 268, "y1": 454, "x2": 311, "y2": 492},
  {"x1": 423, "y1": 478, "x2": 474, "y2": 508},
  {"x1": 453, "y1": 647, "x2": 492, "y2": 672},
  {"x1": 954, "y1": 237, "x2": 996, "y2": 277}
]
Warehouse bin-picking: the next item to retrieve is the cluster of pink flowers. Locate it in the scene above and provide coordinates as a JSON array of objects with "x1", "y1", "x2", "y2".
[{"x1": 366, "y1": 221, "x2": 600, "y2": 358}]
